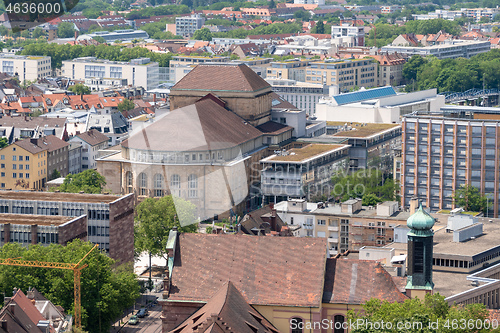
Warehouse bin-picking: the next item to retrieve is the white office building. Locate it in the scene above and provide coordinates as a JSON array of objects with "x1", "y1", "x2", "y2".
[
  {"x1": 381, "y1": 40, "x2": 491, "y2": 60},
  {"x1": 266, "y1": 78, "x2": 334, "y2": 116},
  {"x1": 62, "y1": 57, "x2": 159, "y2": 90},
  {"x1": 331, "y1": 24, "x2": 365, "y2": 46},
  {"x1": 0, "y1": 54, "x2": 51, "y2": 84}
]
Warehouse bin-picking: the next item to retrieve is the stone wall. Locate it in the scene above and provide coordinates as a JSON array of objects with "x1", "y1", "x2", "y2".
[
  {"x1": 109, "y1": 194, "x2": 135, "y2": 263},
  {"x1": 58, "y1": 215, "x2": 87, "y2": 245}
]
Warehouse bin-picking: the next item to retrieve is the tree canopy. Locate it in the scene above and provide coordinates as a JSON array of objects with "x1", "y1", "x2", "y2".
[
  {"x1": 453, "y1": 184, "x2": 489, "y2": 213},
  {"x1": 348, "y1": 293, "x2": 496, "y2": 333},
  {"x1": 117, "y1": 99, "x2": 135, "y2": 112},
  {"x1": 403, "y1": 49, "x2": 500, "y2": 93},
  {"x1": 59, "y1": 170, "x2": 107, "y2": 194},
  {"x1": 0, "y1": 240, "x2": 139, "y2": 332},
  {"x1": 57, "y1": 22, "x2": 76, "y2": 39},
  {"x1": 68, "y1": 83, "x2": 91, "y2": 95},
  {"x1": 135, "y1": 195, "x2": 198, "y2": 260},
  {"x1": 331, "y1": 169, "x2": 397, "y2": 203},
  {"x1": 20, "y1": 43, "x2": 174, "y2": 69},
  {"x1": 193, "y1": 27, "x2": 213, "y2": 41}
]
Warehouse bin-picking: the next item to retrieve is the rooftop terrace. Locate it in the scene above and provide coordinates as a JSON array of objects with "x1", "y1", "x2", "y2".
[
  {"x1": 0, "y1": 214, "x2": 81, "y2": 226},
  {"x1": 328, "y1": 122, "x2": 401, "y2": 138},
  {"x1": 0, "y1": 191, "x2": 125, "y2": 204},
  {"x1": 265, "y1": 144, "x2": 347, "y2": 162}
]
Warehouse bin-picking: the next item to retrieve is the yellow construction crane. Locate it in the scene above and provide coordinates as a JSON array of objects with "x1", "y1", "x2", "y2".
[{"x1": 0, "y1": 244, "x2": 98, "y2": 328}]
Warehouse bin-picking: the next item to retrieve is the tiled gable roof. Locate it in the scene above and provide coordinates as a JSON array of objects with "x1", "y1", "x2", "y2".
[
  {"x1": 171, "y1": 64, "x2": 271, "y2": 93},
  {"x1": 322, "y1": 258, "x2": 408, "y2": 305},
  {"x1": 14, "y1": 138, "x2": 49, "y2": 155},
  {"x1": 169, "y1": 282, "x2": 279, "y2": 333},
  {"x1": 169, "y1": 233, "x2": 327, "y2": 307},
  {"x1": 74, "y1": 129, "x2": 109, "y2": 146}
]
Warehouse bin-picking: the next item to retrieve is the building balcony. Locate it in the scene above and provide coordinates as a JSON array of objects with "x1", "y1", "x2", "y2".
[
  {"x1": 303, "y1": 224, "x2": 314, "y2": 230},
  {"x1": 328, "y1": 237, "x2": 339, "y2": 243},
  {"x1": 328, "y1": 226, "x2": 339, "y2": 232}
]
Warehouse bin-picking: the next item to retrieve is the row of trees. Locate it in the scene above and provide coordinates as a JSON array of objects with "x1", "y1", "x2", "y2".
[
  {"x1": 0, "y1": 240, "x2": 139, "y2": 332},
  {"x1": 403, "y1": 49, "x2": 500, "y2": 92},
  {"x1": 20, "y1": 43, "x2": 174, "y2": 68},
  {"x1": 349, "y1": 293, "x2": 496, "y2": 333},
  {"x1": 366, "y1": 19, "x2": 462, "y2": 47},
  {"x1": 330, "y1": 169, "x2": 398, "y2": 206}
]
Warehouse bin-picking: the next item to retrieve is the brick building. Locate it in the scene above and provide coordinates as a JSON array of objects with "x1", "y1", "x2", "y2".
[
  {"x1": 168, "y1": 64, "x2": 274, "y2": 127},
  {"x1": 161, "y1": 232, "x2": 407, "y2": 333},
  {"x1": 0, "y1": 191, "x2": 134, "y2": 263}
]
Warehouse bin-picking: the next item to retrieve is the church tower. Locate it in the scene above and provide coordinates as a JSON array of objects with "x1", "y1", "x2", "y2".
[{"x1": 405, "y1": 203, "x2": 435, "y2": 299}]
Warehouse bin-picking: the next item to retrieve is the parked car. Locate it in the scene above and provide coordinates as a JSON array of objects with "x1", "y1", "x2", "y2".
[
  {"x1": 137, "y1": 308, "x2": 148, "y2": 318},
  {"x1": 128, "y1": 315, "x2": 139, "y2": 325}
]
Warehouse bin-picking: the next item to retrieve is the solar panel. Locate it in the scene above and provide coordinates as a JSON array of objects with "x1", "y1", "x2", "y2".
[{"x1": 333, "y1": 86, "x2": 397, "y2": 106}]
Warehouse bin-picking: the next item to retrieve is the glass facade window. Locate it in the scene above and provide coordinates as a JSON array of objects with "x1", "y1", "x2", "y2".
[{"x1": 85, "y1": 65, "x2": 105, "y2": 78}]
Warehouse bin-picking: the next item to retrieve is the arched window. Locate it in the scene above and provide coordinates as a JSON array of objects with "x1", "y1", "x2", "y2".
[
  {"x1": 170, "y1": 174, "x2": 181, "y2": 197},
  {"x1": 154, "y1": 173, "x2": 164, "y2": 197},
  {"x1": 290, "y1": 317, "x2": 303, "y2": 333},
  {"x1": 138, "y1": 173, "x2": 147, "y2": 196},
  {"x1": 188, "y1": 174, "x2": 197, "y2": 198},
  {"x1": 334, "y1": 315, "x2": 345, "y2": 333},
  {"x1": 126, "y1": 171, "x2": 133, "y2": 194}
]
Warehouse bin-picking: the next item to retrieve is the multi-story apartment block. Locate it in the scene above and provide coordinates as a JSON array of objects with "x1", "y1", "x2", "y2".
[
  {"x1": 86, "y1": 113, "x2": 129, "y2": 147},
  {"x1": 266, "y1": 78, "x2": 333, "y2": 116},
  {"x1": 260, "y1": 143, "x2": 350, "y2": 204},
  {"x1": 43, "y1": 135, "x2": 69, "y2": 179},
  {"x1": 381, "y1": 40, "x2": 491, "y2": 60},
  {"x1": 275, "y1": 198, "x2": 409, "y2": 256},
  {"x1": 328, "y1": 123, "x2": 402, "y2": 171},
  {"x1": 0, "y1": 139, "x2": 48, "y2": 191},
  {"x1": 68, "y1": 142, "x2": 82, "y2": 175},
  {"x1": 0, "y1": 54, "x2": 51, "y2": 84},
  {"x1": 0, "y1": 191, "x2": 134, "y2": 263},
  {"x1": 0, "y1": 214, "x2": 87, "y2": 247},
  {"x1": 305, "y1": 59, "x2": 377, "y2": 93},
  {"x1": 62, "y1": 57, "x2": 159, "y2": 90},
  {"x1": 69, "y1": 129, "x2": 109, "y2": 170},
  {"x1": 331, "y1": 24, "x2": 365, "y2": 46},
  {"x1": 401, "y1": 111, "x2": 500, "y2": 216},
  {"x1": 265, "y1": 60, "x2": 311, "y2": 81},
  {"x1": 175, "y1": 14, "x2": 205, "y2": 37},
  {"x1": 460, "y1": 7, "x2": 499, "y2": 22},
  {"x1": 294, "y1": 0, "x2": 325, "y2": 5},
  {"x1": 381, "y1": 5, "x2": 402, "y2": 14}
]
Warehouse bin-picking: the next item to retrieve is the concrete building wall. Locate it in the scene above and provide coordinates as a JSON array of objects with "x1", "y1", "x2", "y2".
[
  {"x1": 62, "y1": 58, "x2": 159, "y2": 90},
  {"x1": 0, "y1": 54, "x2": 51, "y2": 83}
]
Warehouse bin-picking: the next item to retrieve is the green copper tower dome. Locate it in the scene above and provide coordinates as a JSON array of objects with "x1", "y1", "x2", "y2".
[{"x1": 407, "y1": 204, "x2": 435, "y2": 237}]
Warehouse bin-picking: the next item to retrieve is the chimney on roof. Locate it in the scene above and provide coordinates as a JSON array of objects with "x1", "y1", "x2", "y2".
[{"x1": 409, "y1": 197, "x2": 419, "y2": 215}]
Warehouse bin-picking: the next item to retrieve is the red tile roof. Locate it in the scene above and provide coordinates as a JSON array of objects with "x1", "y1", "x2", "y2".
[
  {"x1": 172, "y1": 64, "x2": 271, "y2": 93},
  {"x1": 169, "y1": 233, "x2": 328, "y2": 307},
  {"x1": 322, "y1": 258, "x2": 408, "y2": 305}
]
